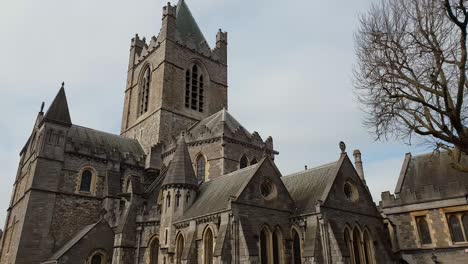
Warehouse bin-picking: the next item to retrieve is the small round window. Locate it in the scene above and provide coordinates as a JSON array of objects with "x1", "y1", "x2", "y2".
[
  {"x1": 260, "y1": 180, "x2": 276, "y2": 200},
  {"x1": 344, "y1": 181, "x2": 358, "y2": 201}
]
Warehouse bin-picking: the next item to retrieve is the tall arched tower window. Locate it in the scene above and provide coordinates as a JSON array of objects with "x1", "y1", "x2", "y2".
[
  {"x1": 139, "y1": 66, "x2": 151, "y2": 116},
  {"x1": 185, "y1": 64, "x2": 204, "y2": 112}
]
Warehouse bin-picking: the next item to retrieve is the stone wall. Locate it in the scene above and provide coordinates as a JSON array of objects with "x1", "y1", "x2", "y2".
[{"x1": 385, "y1": 204, "x2": 468, "y2": 264}]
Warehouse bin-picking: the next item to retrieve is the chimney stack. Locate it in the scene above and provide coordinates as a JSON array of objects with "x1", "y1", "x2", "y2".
[{"x1": 353, "y1": 149, "x2": 365, "y2": 182}]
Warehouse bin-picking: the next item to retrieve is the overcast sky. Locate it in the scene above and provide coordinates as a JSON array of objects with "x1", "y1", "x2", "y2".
[{"x1": 0, "y1": 0, "x2": 428, "y2": 228}]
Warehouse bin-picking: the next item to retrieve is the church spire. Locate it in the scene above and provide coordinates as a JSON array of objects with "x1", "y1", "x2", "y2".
[
  {"x1": 175, "y1": 0, "x2": 209, "y2": 48},
  {"x1": 43, "y1": 82, "x2": 72, "y2": 126},
  {"x1": 162, "y1": 134, "x2": 198, "y2": 189}
]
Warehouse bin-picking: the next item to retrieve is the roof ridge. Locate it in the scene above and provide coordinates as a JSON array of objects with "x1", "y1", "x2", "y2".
[
  {"x1": 200, "y1": 163, "x2": 260, "y2": 185},
  {"x1": 71, "y1": 125, "x2": 138, "y2": 142},
  {"x1": 283, "y1": 161, "x2": 337, "y2": 179}
]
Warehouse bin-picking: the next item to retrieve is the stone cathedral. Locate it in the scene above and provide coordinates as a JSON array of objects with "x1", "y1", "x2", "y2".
[{"x1": 0, "y1": 1, "x2": 396, "y2": 264}]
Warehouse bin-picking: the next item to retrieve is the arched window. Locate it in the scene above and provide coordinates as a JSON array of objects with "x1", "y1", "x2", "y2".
[
  {"x1": 352, "y1": 228, "x2": 362, "y2": 264},
  {"x1": 251, "y1": 158, "x2": 258, "y2": 165},
  {"x1": 204, "y1": 228, "x2": 214, "y2": 264},
  {"x1": 196, "y1": 155, "x2": 207, "y2": 182},
  {"x1": 88, "y1": 251, "x2": 107, "y2": 264},
  {"x1": 149, "y1": 237, "x2": 159, "y2": 264},
  {"x1": 79, "y1": 170, "x2": 93, "y2": 192},
  {"x1": 344, "y1": 228, "x2": 352, "y2": 258},
  {"x1": 448, "y1": 215, "x2": 464, "y2": 242},
  {"x1": 416, "y1": 216, "x2": 432, "y2": 245},
  {"x1": 176, "y1": 234, "x2": 185, "y2": 264},
  {"x1": 139, "y1": 67, "x2": 151, "y2": 116},
  {"x1": 260, "y1": 227, "x2": 271, "y2": 264},
  {"x1": 240, "y1": 155, "x2": 248, "y2": 169},
  {"x1": 186, "y1": 191, "x2": 191, "y2": 203},
  {"x1": 185, "y1": 64, "x2": 204, "y2": 112},
  {"x1": 91, "y1": 254, "x2": 102, "y2": 264},
  {"x1": 363, "y1": 230, "x2": 375, "y2": 264},
  {"x1": 166, "y1": 192, "x2": 171, "y2": 209},
  {"x1": 463, "y1": 214, "x2": 468, "y2": 240},
  {"x1": 292, "y1": 230, "x2": 301, "y2": 264},
  {"x1": 176, "y1": 190, "x2": 181, "y2": 208},
  {"x1": 272, "y1": 229, "x2": 282, "y2": 264}
]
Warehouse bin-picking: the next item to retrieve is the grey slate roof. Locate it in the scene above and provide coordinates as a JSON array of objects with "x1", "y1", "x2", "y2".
[
  {"x1": 188, "y1": 108, "x2": 251, "y2": 137},
  {"x1": 67, "y1": 125, "x2": 144, "y2": 156},
  {"x1": 282, "y1": 162, "x2": 338, "y2": 215},
  {"x1": 43, "y1": 86, "x2": 71, "y2": 126},
  {"x1": 47, "y1": 221, "x2": 100, "y2": 260},
  {"x1": 176, "y1": 0, "x2": 209, "y2": 48},
  {"x1": 396, "y1": 151, "x2": 468, "y2": 194},
  {"x1": 162, "y1": 135, "x2": 198, "y2": 188},
  {"x1": 178, "y1": 163, "x2": 260, "y2": 221}
]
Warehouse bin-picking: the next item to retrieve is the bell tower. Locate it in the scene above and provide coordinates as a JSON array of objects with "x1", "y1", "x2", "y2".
[{"x1": 120, "y1": 0, "x2": 228, "y2": 153}]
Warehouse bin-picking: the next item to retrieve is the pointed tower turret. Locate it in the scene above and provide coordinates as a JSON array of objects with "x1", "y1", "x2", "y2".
[
  {"x1": 162, "y1": 135, "x2": 198, "y2": 189},
  {"x1": 159, "y1": 134, "x2": 198, "y2": 257},
  {"x1": 43, "y1": 83, "x2": 72, "y2": 126}
]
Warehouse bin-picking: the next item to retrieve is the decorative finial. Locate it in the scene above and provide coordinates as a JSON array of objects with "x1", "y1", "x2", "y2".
[
  {"x1": 61, "y1": 82, "x2": 65, "y2": 88},
  {"x1": 40, "y1": 102, "x2": 45, "y2": 113},
  {"x1": 339, "y1": 141, "x2": 346, "y2": 153}
]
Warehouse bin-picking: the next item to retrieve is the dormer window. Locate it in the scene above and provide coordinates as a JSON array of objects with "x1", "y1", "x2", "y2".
[
  {"x1": 139, "y1": 66, "x2": 151, "y2": 116},
  {"x1": 185, "y1": 64, "x2": 204, "y2": 112}
]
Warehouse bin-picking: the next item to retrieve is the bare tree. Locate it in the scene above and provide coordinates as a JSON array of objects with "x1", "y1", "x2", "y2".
[{"x1": 355, "y1": 0, "x2": 468, "y2": 169}]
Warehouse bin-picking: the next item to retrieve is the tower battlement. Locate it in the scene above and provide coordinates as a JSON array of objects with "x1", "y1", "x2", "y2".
[
  {"x1": 163, "y1": 2, "x2": 177, "y2": 17},
  {"x1": 216, "y1": 29, "x2": 228, "y2": 44},
  {"x1": 130, "y1": 34, "x2": 146, "y2": 48}
]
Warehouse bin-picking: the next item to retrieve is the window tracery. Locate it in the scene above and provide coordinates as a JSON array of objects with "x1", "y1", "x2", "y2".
[
  {"x1": 139, "y1": 66, "x2": 151, "y2": 116},
  {"x1": 185, "y1": 64, "x2": 204, "y2": 112}
]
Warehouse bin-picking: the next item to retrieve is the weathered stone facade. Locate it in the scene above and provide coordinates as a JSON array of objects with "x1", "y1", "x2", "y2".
[
  {"x1": 381, "y1": 152, "x2": 468, "y2": 264},
  {"x1": 0, "y1": 1, "x2": 396, "y2": 264}
]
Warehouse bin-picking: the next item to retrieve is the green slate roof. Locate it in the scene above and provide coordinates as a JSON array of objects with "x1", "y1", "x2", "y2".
[
  {"x1": 395, "y1": 151, "x2": 468, "y2": 194},
  {"x1": 175, "y1": 0, "x2": 209, "y2": 48},
  {"x1": 68, "y1": 125, "x2": 144, "y2": 156},
  {"x1": 178, "y1": 163, "x2": 261, "y2": 221},
  {"x1": 188, "y1": 108, "x2": 251, "y2": 136},
  {"x1": 282, "y1": 162, "x2": 338, "y2": 215}
]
